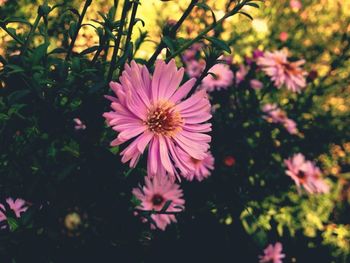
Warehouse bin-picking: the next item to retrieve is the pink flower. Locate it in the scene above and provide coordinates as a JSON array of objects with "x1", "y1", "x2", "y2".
[
  {"x1": 182, "y1": 43, "x2": 202, "y2": 62},
  {"x1": 262, "y1": 104, "x2": 298, "y2": 135},
  {"x1": 279, "y1": 32, "x2": 289, "y2": 42},
  {"x1": 250, "y1": 79, "x2": 263, "y2": 90},
  {"x1": 201, "y1": 63, "x2": 233, "y2": 92},
  {"x1": 186, "y1": 59, "x2": 205, "y2": 78},
  {"x1": 132, "y1": 175, "x2": 185, "y2": 230},
  {"x1": 103, "y1": 60, "x2": 212, "y2": 180},
  {"x1": 290, "y1": 0, "x2": 302, "y2": 11},
  {"x1": 0, "y1": 0, "x2": 7, "y2": 6},
  {"x1": 283, "y1": 118, "x2": 298, "y2": 135},
  {"x1": 73, "y1": 118, "x2": 86, "y2": 130},
  {"x1": 182, "y1": 151, "x2": 214, "y2": 181},
  {"x1": 0, "y1": 198, "x2": 28, "y2": 228},
  {"x1": 259, "y1": 242, "x2": 285, "y2": 263},
  {"x1": 284, "y1": 153, "x2": 330, "y2": 194},
  {"x1": 257, "y1": 50, "x2": 307, "y2": 93}
]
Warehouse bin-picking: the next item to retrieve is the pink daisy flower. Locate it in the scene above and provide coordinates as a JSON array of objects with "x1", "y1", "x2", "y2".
[
  {"x1": 259, "y1": 242, "x2": 285, "y2": 263},
  {"x1": 257, "y1": 50, "x2": 307, "y2": 93},
  {"x1": 0, "y1": 198, "x2": 28, "y2": 228},
  {"x1": 132, "y1": 175, "x2": 185, "y2": 231},
  {"x1": 284, "y1": 153, "x2": 330, "y2": 194},
  {"x1": 73, "y1": 118, "x2": 86, "y2": 130},
  {"x1": 0, "y1": 0, "x2": 7, "y2": 5},
  {"x1": 182, "y1": 151, "x2": 214, "y2": 182},
  {"x1": 201, "y1": 63, "x2": 234, "y2": 92},
  {"x1": 103, "y1": 59, "x2": 212, "y2": 180}
]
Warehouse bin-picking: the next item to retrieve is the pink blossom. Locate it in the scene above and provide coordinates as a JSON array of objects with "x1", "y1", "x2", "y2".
[
  {"x1": 0, "y1": 198, "x2": 28, "y2": 228},
  {"x1": 250, "y1": 79, "x2": 263, "y2": 90},
  {"x1": 290, "y1": 0, "x2": 302, "y2": 11},
  {"x1": 262, "y1": 104, "x2": 299, "y2": 135},
  {"x1": 186, "y1": 59, "x2": 205, "y2": 78},
  {"x1": 259, "y1": 242, "x2": 285, "y2": 263},
  {"x1": 257, "y1": 50, "x2": 307, "y2": 92},
  {"x1": 283, "y1": 118, "x2": 298, "y2": 135},
  {"x1": 0, "y1": 0, "x2": 7, "y2": 6},
  {"x1": 182, "y1": 151, "x2": 214, "y2": 181},
  {"x1": 284, "y1": 153, "x2": 330, "y2": 194},
  {"x1": 201, "y1": 63, "x2": 233, "y2": 92},
  {"x1": 73, "y1": 118, "x2": 86, "y2": 130},
  {"x1": 103, "y1": 60, "x2": 212, "y2": 180},
  {"x1": 279, "y1": 32, "x2": 289, "y2": 42},
  {"x1": 132, "y1": 175, "x2": 185, "y2": 231},
  {"x1": 182, "y1": 43, "x2": 202, "y2": 62}
]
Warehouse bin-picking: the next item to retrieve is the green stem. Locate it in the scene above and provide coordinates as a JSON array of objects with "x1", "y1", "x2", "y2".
[
  {"x1": 66, "y1": 0, "x2": 92, "y2": 60},
  {"x1": 107, "y1": 0, "x2": 131, "y2": 81},
  {"x1": 125, "y1": 0, "x2": 139, "y2": 47},
  {"x1": 147, "y1": 0, "x2": 198, "y2": 67},
  {"x1": 165, "y1": 0, "x2": 249, "y2": 62},
  {"x1": 23, "y1": 13, "x2": 41, "y2": 53},
  {"x1": 0, "y1": 25, "x2": 25, "y2": 46}
]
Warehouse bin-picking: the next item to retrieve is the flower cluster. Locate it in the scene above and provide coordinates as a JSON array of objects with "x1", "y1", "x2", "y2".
[
  {"x1": 285, "y1": 153, "x2": 330, "y2": 194},
  {"x1": 104, "y1": 59, "x2": 214, "y2": 230}
]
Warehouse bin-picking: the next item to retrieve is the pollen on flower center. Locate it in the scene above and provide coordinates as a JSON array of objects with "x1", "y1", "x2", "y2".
[
  {"x1": 151, "y1": 194, "x2": 164, "y2": 206},
  {"x1": 146, "y1": 101, "x2": 183, "y2": 136}
]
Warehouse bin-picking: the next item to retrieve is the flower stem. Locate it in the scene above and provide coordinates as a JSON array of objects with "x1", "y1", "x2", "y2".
[
  {"x1": 22, "y1": 12, "x2": 41, "y2": 54},
  {"x1": 165, "y1": 0, "x2": 249, "y2": 62},
  {"x1": 66, "y1": 0, "x2": 92, "y2": 61},
  {"x1": 107, "y1": 0, "x2": 131, "y2": 81},
  {"x1": 146, "y1": 0, "x2": 199, "y2": 67},
  {"x1": 0, "y1": 24, "x2": 25, "y2": 46}
]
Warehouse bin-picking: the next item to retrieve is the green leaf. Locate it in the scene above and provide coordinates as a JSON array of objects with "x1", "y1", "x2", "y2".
[
  {"x1": 245, "y1": 2, "x2": 260, "y2": 8},
  {"x1": 160, "y1": 200, "x2": 172, "y2": 213},
  {"x1": 162, "y1": 36, "x2": 175, "y2": 53},
  {"x1": 204, "y1": 36, "x2": 231, "y2": 53},
  {"x1": 80, "y1": 46, "x2": 99, "y2": 55},
  {"x1": 69, "y1": 22, "x2": 77, "y2": 40},
  {"x1": 7, "y1": 217, "x2": 19, "y2": 232},
  {"x1": 238, "y1": 11, "x2": 254, "y2": 20},
  {"x1": 48, "y1": 48, "x2": 66, "y2": 55},
  {"x1": 32, "y1": 43, "x2": 49, "y2": 65}
]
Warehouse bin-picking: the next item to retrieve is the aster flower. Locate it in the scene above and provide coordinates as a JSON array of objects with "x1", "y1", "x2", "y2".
[
  {"x1": 259, "y1": 242, "x2": 285, "y2": 263},
  {"x1": 182, "y1": 151, "x2": 214, "y2": 181},
  {"x1": 103, "y1": 59, "x2": 212, "y2": 180},
  {"x1": 284, "y1": 153, "x2": 330, "y2": 194},
  {"x1": 132, "y1": 175, "x2": 185, "y2": 231},
  {"x1": 201, "y1": 63, "x2": 233, "y2": 92},
  {"x1": 262, "y1": 104, "x2": 298, "y2": 135},
  {"x1": 257, "y1": 50, "x2": 307, "y2": 93},
  {"x1": 73, "y1": 118, "x2": 86, "y2": 130},
  {"x1": 0, "y1": 198, "x2": 28, "y2": 228}
]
